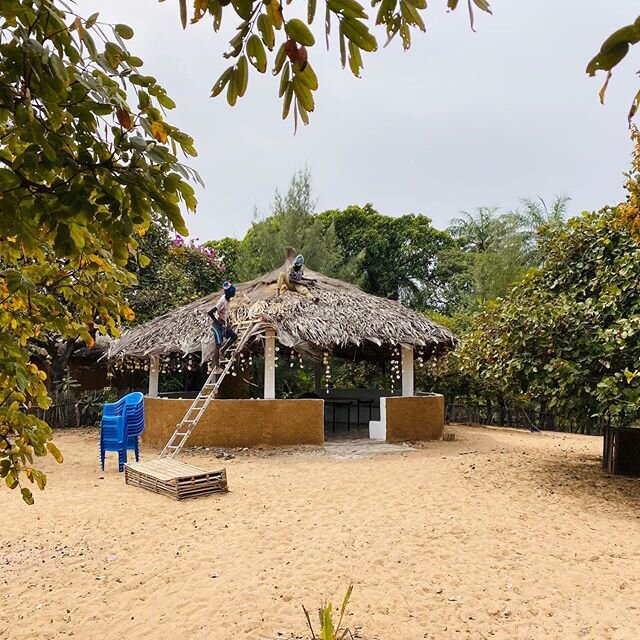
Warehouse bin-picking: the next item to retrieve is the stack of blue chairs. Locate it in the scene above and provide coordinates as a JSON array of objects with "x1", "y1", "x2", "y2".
[{"x1": 100, "y1": 392, "x2": 145, "y2": 472}]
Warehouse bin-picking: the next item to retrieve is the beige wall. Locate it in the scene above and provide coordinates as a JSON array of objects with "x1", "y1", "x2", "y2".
[
  {"x1": 143, "y1": 397, "x2": 324, "y2": 449},
  {"x1": 385, "y1": 395, "x2": 444, "y2": 442}
]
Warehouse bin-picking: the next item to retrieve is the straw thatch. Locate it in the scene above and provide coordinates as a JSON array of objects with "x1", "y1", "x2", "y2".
[{"x1": 108, "y1": 258, "x2": 457, "y2": 362}]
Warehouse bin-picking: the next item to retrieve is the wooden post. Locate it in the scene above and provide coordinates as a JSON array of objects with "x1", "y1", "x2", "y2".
[
  {"x1": 148, "y1": 355, "x2": 160, "y2": 398},
  {"x1": 401, "y1": 344, "x2": 414, "y2": 397},
  {"x1": 264, "y1": 330, "x2": 276, "y2": 399}
]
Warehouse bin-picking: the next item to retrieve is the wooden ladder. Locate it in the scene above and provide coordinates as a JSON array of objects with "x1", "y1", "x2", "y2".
[{"x1": 159, "y1": 320, "x2": 258, "y2": 459}]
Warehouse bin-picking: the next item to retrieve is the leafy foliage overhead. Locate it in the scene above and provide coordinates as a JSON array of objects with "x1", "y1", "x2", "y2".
[
  {"x1": 175, "y1": 1, "x2": 640, "y2": 124},
  {"x1": 1, "y1": 1, "x2": 197, "y2": 502},
  {"x1": 181, "y1": 0, "x2": 493, "y2": 126},
  {"x1": 587, "y1": 16, "x2": 640, "y2": 122}
]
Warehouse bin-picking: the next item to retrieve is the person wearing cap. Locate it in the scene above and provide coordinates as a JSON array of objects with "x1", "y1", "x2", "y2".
[
  {"x1": 277, "y1": 254, "x2": 318, "y2": 302},
  {"x1": 207, "y1": 281, "x2": 237, "y2": 374}
]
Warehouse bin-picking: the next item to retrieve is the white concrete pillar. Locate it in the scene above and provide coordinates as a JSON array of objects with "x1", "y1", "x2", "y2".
[
  {"x1": 401, "y1": 344, "x2": 414, "y2": 397},
  {"x1": 264, "y1": 330, "x2": 276, "y2": 399},
  {"x1": 148, "y1": 355, "x2": 159, "y2": 398}
]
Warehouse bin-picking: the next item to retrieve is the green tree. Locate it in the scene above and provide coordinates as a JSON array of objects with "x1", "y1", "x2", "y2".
[
  {"x1": 447, "y1": 199, "x2": 570, "y2": 307},
  {"x1": 1, "y1": 2, "x2": 197, "y2": 502},
  {"x1": 506, "y1": 195, "x2": 570, "y2": 266},
  {"x1": 448, "y1": 206, "x2": 527, "y2": 305},
  {"x1": 205, "y1": 236, "x2": 242, "y2": 282},
  {"x1": 127, "y1": 223, "x2": 225, "y2": 324},
  {"x1": 458, "y1": 204, "x2": 640, "y2": 430},
  {"x1": 237, "y1": 168, "x2": 344, "y2": 279},
  {"x1": 318, "y1": 204, "x2": 467, "y2": 309},
  {"x1": 517, "y1": 195, "x2": 570, "y2": 234},
  {"x1": 448, "y1": 206, "x2": 508, "y2": 254}
]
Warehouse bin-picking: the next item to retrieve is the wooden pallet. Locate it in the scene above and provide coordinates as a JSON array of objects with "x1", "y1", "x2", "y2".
[
  {"x1": 124, "y1": 458, "x2": 228, "y2": 500},
  {"x1": 603, "y1": 426, "x2": 640, "y2": 477}
]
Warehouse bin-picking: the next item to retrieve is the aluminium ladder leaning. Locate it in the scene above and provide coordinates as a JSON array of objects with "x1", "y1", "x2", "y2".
[{"x1": 159, "y1": 320, "x2": 258, "y2": 459}]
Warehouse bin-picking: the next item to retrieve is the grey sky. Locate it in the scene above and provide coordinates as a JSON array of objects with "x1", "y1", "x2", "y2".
[{"x1": 79, "y1": 1, "x2": 636, "y2": 240}]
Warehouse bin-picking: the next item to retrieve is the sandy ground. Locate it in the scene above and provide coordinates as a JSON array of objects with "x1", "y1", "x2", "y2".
[{"x1": 2, "y1": 424, "x2": 640, "y2": 640}]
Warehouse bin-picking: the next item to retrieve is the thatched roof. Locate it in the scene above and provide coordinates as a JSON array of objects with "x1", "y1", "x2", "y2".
[{"x1": 108, "y1": 259, "x2": 457, "y2": 362}]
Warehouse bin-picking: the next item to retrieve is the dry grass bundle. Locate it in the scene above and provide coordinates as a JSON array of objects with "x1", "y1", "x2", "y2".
[{"x1": 108, "y1": 261, "x2": 457, "y2": 362}]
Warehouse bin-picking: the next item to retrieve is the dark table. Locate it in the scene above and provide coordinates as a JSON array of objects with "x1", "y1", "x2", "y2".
[
  {"x1": 325, "y1": 399, "x2": 375, "y2": 432},
  {"x1": 325, "y1": 400, "x2": 353, "y2": 433},
  {"x1": 356, "y1": 399, "x2": 374, "y2": 428}
]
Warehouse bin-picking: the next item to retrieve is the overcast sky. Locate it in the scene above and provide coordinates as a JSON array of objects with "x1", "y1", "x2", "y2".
[{"x1": 78, "y1": 1, "x2": 636, "y2": 240}]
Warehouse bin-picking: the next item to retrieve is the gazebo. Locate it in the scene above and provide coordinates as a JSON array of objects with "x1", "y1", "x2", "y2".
[{"x1": 108, "y1": 254, "x2": 457, "y2": 448}]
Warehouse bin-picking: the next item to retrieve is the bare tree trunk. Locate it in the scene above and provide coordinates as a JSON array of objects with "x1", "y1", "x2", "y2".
[{"x1": 46, "y1": 337, "x2": 78, "y2": 391}]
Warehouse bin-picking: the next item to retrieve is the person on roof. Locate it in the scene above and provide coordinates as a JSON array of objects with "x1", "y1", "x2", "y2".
[
  {"x1": 277, "y1": 254, "x2": 318, "y2": 302},
  {"x1": 207, "y1": 281, "x2": 237, "y2": 375}
]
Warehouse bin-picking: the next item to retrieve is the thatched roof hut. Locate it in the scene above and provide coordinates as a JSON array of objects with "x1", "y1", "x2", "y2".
[{"x1": 108, "y1": 259, "x2": 457, "y2": 363}]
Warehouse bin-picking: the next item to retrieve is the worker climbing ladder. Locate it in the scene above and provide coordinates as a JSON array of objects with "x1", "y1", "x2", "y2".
[
  {"x1": 159, "y1": 320, "x2": 258, "y2": 459},
  {"x1": 124, "y1": 319, "x2": 259, "y2": 499}
]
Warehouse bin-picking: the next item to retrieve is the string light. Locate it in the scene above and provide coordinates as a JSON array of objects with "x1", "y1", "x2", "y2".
[
  {"x1": 390, "y1": 346, "x2": 401, "y2": 393},
  {"x1": 322, "y1": 350, "x2": 332, "y2": 391}
]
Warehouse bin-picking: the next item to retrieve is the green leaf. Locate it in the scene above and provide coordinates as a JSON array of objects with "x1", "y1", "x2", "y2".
[
  {"x1": 21, "y1": 487, "x2": 34, "y2": 505},
  {"x1": 0, "y1": 460, "x2": 10, "y2": 478},
  {"x1": 227, "y1": 72, "x2": 238, "y2": 106},
  {"x1": 327, "y1": 0, "x2": 368, "y2": 20},
  {"x1": 308, "y1": 0, "x2": 318, "y2": 24},
  {"x1": 5, "y1": 270, "x2": 35, "y2": 294},
  {"x1": 115, "y1": 24, "x2": 135, "y2": 39},
  {"x1": 376, "y1": 0, "x2": 397, "y2": 24},
  {"x1": 49, "y1": 54, "x2": 69, "y2": 84},
  {"x1": 297, "y1": 63, "x2": 318, "y2": 90},
  {"x1": 80, "y1": 29, "x2": 98, "y2": 59},
  {"x1": 279, "y1": 63, "x2": 291, "y2": 97},
  {"x1": 211, "y1": 67, "x2": 234, "y2": 97},
  {"x1": 282, "y1": 83, "x2": 294, "y2": 119},
  {"x1": 400, "y1": 0, "x2": 425, "y2": 31},
  {"x1": 247, "y1": 35, "x2": 268, "y2": 73},
  {"x1": 273, "y1": 43, "x2": 287, "y2": 75},
  {"x1": 85, "y1": 12, "x2": 100, "y2": 28},
  {"x1": 292, "y1": 75, "x2": 314, "y2": 112},
  {"x1": 285, "y1": 18, "x2": 316, "y2": 47},
  {"x1": 231, "y1": 0, "x2": 253, "y2": 21},
  {"x1": 600, "y1": 25, "x2": 638, "y2": 53},
  {"x1": 32, "y1": 470, "x2": 47, "y2": 491},
  {"x1": 340, "y1": 18, "x2": 377, "y2": 52},
  {"x1": 46, "y1": 442, "x2": 64, "y2": 463},
  {"x1": 257, "y1": 13, "x2": 276, "y2": 50},
  {"x1": 348, "y1": 40, "x2": 362, "y2": 77},
  {"x1": 235, "y1": 55, "x2": 249, "y2": 97},
  {"x1": 68, "y1": 222, "x2": 87, "y2": 250},
  {"x1": 472, "y1": 0, "x2": 492, "y2": 13}
]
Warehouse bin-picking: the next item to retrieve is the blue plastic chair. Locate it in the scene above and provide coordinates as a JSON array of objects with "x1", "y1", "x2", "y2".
[
  {"x1": 100, "y1": 392, "x2": 145, "y2": 471},
  {"x1": 123, "y1": 392, "x2": 145, "y2": 464},
  {"x1": 100, "y1": 397, "x2": 127, "y2": 471}
]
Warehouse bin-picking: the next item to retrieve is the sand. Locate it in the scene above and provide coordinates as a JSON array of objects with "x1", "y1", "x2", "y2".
[{"x1": 2, "y1": 424, "x2": 640, "y2": 640}]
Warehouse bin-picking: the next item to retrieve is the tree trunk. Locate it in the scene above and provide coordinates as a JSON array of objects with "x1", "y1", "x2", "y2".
[
  {"x1": 47, "y1": 338, "x2": 78, "y2": 391},
  {"x1": 498, "y1": 397, "x2": 506, "y2": 426}
]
